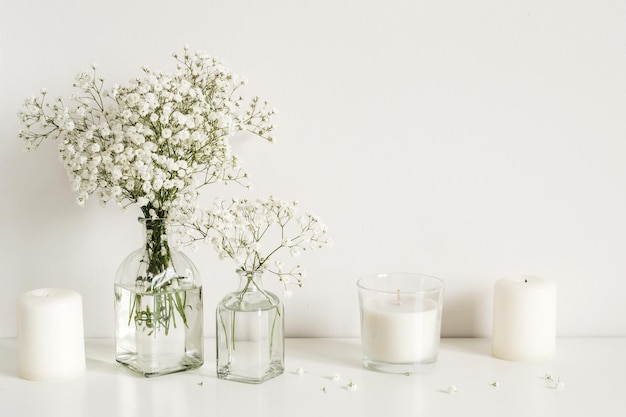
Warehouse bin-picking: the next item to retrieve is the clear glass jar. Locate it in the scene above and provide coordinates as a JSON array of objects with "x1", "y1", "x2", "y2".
[
  {"x1": 357, "y1": 273, "x2": 444, "y2": 373},
  {"x1": 216, "y1": 269, "x2": 284, "y2": 383},
  {"x1": 114, "y1": 218, "x2": 203, "y2": 377}
]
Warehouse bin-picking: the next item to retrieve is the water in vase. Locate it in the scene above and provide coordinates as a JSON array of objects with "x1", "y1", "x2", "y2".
[
  {"x1": 216, "y1": 301, "x2": 284, "y2": 383},
  {"x1": 114, "y1": 284, "x2": 203, "y2": 377}
]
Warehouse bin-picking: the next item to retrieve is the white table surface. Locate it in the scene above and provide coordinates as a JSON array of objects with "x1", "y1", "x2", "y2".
[{"x1": 1, "y1": 338, "x2": 624, "y2": 417}]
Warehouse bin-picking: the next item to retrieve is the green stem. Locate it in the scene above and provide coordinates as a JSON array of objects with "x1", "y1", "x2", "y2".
[{"x1": 128, "y1": 215, "x2": 192, "y2": 335}]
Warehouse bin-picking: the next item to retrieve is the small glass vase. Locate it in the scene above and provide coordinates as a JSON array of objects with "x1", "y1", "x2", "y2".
[
  {"x1": 114, "y1": 218, "x2": 204, "y2": 377},
  {"x1": 216, "y1": 269, "x2": 284, "y2": 383}
]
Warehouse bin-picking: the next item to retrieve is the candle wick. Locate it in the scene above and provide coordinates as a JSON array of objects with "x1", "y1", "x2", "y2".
[{"x1": 524, "y1": 279, "x2": 528, "y2": 283}]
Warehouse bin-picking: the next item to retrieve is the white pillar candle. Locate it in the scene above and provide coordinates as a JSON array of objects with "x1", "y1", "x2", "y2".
[
  {"x1": 361, "y1": 297, "x2": 439, "y2": 364},
  {"x1": 492, "y1": 275, "x2": 557, "y2": 362},
  {"x1": 17, "y1": 288, "x2": 86, "y2": 381}
]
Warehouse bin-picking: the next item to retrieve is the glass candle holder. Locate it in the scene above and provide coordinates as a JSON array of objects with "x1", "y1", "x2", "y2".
[{"x1": 357, "y1": 273, "x2": 444, "y2": 373}]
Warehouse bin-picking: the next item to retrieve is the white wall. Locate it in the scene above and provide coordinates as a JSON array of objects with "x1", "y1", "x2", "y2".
[{"x1": 1, "y1": 0, "x2": 625, "y2": 338}]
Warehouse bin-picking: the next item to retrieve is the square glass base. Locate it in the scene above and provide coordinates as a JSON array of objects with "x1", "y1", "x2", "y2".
[
  {"x1": 217, "y1": 363, "x2": 284, "y2": 384},
  {"x1": 116, "y1": 355, "x2": 203, "y2": 378},
  {"x1": 362, "y1": 357, "x2": 438, "y2": 374}
]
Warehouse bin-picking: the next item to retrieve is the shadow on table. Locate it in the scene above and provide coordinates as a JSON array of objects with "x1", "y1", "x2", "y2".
[
  {"x1": 287, "y1": 339, "x2": 363, "y2": 369},
  {"x1": 441, "y1": 338, "x2": 492, "y2": 356},
  {"x1": 0, "y1": 339, "x2": 154, "y2": 379},
  {"x1": 0, "y1": 342, "x2": 18, "y2": 377},
  {"x1": 84, "y1": 339, "x2": 125, "y2": 375}
]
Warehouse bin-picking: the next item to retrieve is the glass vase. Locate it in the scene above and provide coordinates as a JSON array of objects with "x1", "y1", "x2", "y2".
[
  {"x1": 114, "y1": 218, "x2": 204, "y2": 377},
  {"x1": 216, "y1": 269, "x2": 284, "y2": 383}
]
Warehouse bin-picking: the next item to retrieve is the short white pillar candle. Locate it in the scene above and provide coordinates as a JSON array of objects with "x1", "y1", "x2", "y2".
[
  {"x1": 492, "y1": 275, "x2": 557, "y2": 362},
  {"x1": 17, "y1": 288, "x2": 86, "y2": 381}
]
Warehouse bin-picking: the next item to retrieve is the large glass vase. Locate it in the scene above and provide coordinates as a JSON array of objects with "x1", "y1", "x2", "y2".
[{"x1": 114, "y1": 218, "x2": 204, "y2": 377}]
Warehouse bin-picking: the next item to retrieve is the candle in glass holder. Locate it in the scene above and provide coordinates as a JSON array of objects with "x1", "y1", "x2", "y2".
[
  {"x1": 357, "y1": 273, "x2": 444, "y2": 373},
  {"x1": 361, "y1": 295, "x2": 439, "y2": 363},
  {"x1": 492, "y1": 275, "x2": 557, "y2": 362},
  {"x1": 17, "y1": 288, "x2": 86, "y2": 381}
]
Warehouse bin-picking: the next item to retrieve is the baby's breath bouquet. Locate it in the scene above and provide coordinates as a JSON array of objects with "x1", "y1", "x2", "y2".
[
  {"x1": 186, "y1": 195, "x2": 332, "y2": 291},
  {"x1": 18, "y1": 46, "x2": 275, "y2": 217},
  {"x1": 17, "y1": 47, "x2": 276, "y2": 376},
  {"x1": 184, "y1": 195, "x2": 331, "y2": 383}
]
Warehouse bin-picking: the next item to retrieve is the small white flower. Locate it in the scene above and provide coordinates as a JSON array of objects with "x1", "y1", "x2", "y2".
[
  {"x1": 347, "y1": 380, "x2": 358, "y2": 391},
  {"x1": 332, "y1": 372, "x2": 341, "y2": 382},
  {"x1": 546, "y1": 374, "x2": 565, "y2": 390},
  {"x1": 446, "y1": 385, "x2": 457, "y2": 394},
  {"x1": 295, "y1": 367, "x2": 305, "y2": 376},
  {"x1": 76, "y1": 193, "x2": 88, "y2": 206}
]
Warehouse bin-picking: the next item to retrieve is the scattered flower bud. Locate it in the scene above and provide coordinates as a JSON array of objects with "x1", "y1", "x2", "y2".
[{"x1": 555, "y1": 377, "x2": 565, "y2": 390}]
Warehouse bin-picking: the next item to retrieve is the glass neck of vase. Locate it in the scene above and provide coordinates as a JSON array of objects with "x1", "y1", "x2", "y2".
[
  {"x1": 237, "y1": 270, "x2": 264, "y2": 293},
  {"x1": 139, "y1": 217, "x2": 174, "y2": 279},
  {"x1": 140, "y1": 217, "x2": 170, "y2": 246}
]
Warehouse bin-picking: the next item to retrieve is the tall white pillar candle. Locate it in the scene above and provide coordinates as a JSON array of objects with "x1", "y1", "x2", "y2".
[
  {"x1": 17, "y1": 288, "x2": 86, "y2": 381},
  {"x1": 492, "y1": 275, "x2": 557, "y2": 362}
]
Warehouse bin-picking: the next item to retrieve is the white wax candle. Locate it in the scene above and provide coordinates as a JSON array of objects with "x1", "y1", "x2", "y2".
[
  {"x1": 361, "y1": 296, "x2": 439, "y2": 364},
  {"x1": 17, "y1": 288, "x2": 86, "y2": 381},
  {"x1": 492, "y1": 275, "x2": 557, "y2": 362}
]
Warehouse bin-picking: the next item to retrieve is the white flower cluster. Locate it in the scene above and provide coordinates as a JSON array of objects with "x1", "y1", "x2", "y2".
[
  {"x1": 17, "y1": 47, "x2": 275, "y2": 219},
  {"x1": 184, "y1": 196, "x2": 332, "y2": 287},
  {"x1": 18, "y1": 47, "x2": 330, "y2": 293}
]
